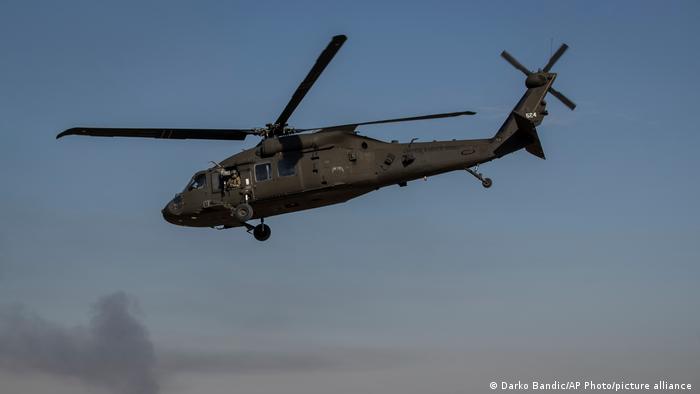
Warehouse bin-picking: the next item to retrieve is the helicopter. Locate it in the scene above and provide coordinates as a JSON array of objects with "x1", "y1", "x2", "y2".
[{"x1": 57, "y1": 35, "x2": 575, "y2": 241}]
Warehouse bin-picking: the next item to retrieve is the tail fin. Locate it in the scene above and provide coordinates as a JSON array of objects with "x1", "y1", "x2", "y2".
[
  {"x1": 494, "y1": 112, "x2": 545, "y2": 159},
  {"x1": 492, "y1": 44, "x2": 575, "y2": 160}
]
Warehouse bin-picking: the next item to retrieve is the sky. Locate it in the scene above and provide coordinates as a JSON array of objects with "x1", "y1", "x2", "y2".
[{"x1": 1, "y1": 1, "x2": 699, "y2": 393}]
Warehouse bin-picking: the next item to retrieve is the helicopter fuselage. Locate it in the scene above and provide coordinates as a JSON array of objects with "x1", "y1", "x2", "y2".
[{"x1": 161, "y1": 130, "x2": 495, "y2": 228}]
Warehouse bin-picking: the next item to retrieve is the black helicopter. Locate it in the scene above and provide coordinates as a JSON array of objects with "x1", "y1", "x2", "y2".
[{"x1": 57, "y1": 35, "x2": 575, "y2": 241}]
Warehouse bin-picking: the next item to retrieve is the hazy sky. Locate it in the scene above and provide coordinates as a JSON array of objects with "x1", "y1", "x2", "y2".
[{"x1": 1, "y1": 1, "x2": 699, "y2": 393}]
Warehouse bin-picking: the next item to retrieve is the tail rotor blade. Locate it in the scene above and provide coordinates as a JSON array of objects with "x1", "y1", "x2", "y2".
[
  {"x1": 548, "y1": 87, "x2": 576, "y2": 110},
  {"x1": 501, "y1": 50, "x2": 532, "y2": 76},
  {"x1": 542, "y1": 43, "x2": 568, "y2": 72}
]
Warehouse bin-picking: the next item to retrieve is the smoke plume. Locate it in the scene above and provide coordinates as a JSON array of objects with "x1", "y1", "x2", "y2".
[{"x1": 0, "y1": 292, "x2": 158, "y2": 394}]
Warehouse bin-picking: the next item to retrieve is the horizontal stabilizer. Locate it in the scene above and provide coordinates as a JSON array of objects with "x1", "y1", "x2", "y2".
[
  {"x1": 513, "y1": 112, "x2": 546, "y2": 160},
  {"x1": 494, "y1": 112, "x2": 546, "y2": 159}
]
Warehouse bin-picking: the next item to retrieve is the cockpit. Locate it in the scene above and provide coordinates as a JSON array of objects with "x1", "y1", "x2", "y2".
[
  {"x1": 162, "y1": 171, "x2": 209, "y2": 225},
  {"x1": 186, "y1": 172, "x2": 207, "y2": 191},
  {"x1": 163, "y1": 167, "x2": 247, "y2": 226}
]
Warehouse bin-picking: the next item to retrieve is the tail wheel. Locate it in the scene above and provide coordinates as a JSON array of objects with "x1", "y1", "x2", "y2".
[
  {"x1": 466, "y1": 167, "x2": 493, "y2": 189},
  {"x1": 253, "y1": 224, "x2": 271, "y2": 241},
  {"x1": 233, "y1": 203, "x2": 253, "y2": 222}
]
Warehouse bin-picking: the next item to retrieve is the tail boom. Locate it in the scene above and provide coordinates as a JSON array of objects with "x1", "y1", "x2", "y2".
[{"x1": 492, "y1": 72, "x2": 556, "y2": 160}]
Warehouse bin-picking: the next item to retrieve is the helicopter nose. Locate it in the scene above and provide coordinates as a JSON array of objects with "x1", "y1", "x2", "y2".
[
  {"x1": 162, "y1": 194, "x2": 184, "y2": 224},
  {"x1": 161, "y1": 206, "x2": 177, "y2": 224}
]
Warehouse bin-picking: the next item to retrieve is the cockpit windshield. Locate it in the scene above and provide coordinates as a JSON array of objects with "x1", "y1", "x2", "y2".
[{"x1": 186, "y1": 173, "x2": 207, "y2": 191}]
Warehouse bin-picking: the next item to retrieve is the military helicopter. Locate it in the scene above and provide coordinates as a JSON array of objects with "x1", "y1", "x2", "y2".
[{"x1": 57, "y1": 35, "x2": 575, "y2": 241}]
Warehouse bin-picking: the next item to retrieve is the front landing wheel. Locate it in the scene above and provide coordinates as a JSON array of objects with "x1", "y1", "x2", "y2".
[
  {"x1": 482, "y1": 178, "x2": 493, "y2": 188},
  {"x1": 253, "y1": 223, "x2": 271, "y2": 241}
]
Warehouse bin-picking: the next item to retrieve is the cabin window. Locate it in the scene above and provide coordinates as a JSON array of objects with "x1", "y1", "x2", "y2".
[
  {"x1": 255, "y1": 163, "x2": 272, "y2": 182},
  {"x1": 278, "y1": 157, "x2": 297, "y2": 177},
  {"x1": 188, "y1": 173, "x2": 206, "y2": 190}
]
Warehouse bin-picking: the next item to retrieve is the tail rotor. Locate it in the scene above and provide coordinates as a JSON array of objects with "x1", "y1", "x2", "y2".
[{"x1": 501, "y1": 44, "x2": 576, "y2": 110}]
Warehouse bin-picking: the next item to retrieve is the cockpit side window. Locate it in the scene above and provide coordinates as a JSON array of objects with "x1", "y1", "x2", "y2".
[
  {"x1": 255, "y1": 163, "x2": 272, "y2": 182},
  {"x1": 188, "y1": 173, "x2": 207, "y2": 190}
]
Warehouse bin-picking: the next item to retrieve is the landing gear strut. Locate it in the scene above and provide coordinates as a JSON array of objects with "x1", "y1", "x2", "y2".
[
  {"x1": 466, "y1": 166, "x2": 492, "y2": 188},
  {"x1": 244, "y1": 218, "x2": 271, "y2": 241}
]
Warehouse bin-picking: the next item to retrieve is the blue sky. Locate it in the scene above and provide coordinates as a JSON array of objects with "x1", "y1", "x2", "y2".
[{"x1": 1, "y1": 1, "x2": 699, "y2": 393}]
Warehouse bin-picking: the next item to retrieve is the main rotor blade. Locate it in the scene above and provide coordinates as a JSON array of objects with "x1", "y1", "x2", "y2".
[
  {"x1": 501, "y1": 50, "x2": 532, "y2": 76},
  {"x1": 294, "y1": 110, "x2": 476, "y2": 132},
  {"x1": 272, "y1": 35, "x2": 347, "y2": 135},
  {"x1": 56, "y1": 127, "x2": 257, "y2": 140},
  {"x1": 542, "y1": 43, "x2": 568, "y2": 72},
  {"x1": 547, "y1": 87, "x2": 576, "y2": 110}
]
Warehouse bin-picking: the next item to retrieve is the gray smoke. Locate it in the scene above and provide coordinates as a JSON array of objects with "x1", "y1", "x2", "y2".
[{"x1": 0, "y1": 292, "x2": 158, "y2": 394}]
